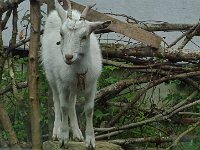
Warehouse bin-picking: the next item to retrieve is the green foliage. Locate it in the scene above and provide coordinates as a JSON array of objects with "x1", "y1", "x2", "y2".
[
  {"x1": 179, "y1": 140, "x2": 200, "y2": 150},
  {"x1": 0, "y1": 57, "x2": 49, "y2": 142},
  {"x1": 97, "y1": 65, "x2": 120, "y2": 89},
  {"x1": 1, "y1": 56, "x2": 200, "y2": 150}
]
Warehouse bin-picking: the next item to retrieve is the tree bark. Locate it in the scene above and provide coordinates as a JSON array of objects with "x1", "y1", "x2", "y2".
[
  {"x1": 0, "y1": 0, "x2": 25, "y2": 14},
  {"x1": 28, "y1": 0, "x2": 41, "y2": 149},
  {"x1": 0, "y1": 101, "x2": 21, "y2": 149},
  {"x1": 101, "y1": 43, "x2": 200, "y2": 61}
]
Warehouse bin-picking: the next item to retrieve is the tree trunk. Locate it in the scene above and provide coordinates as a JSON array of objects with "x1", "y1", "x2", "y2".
[
  {"x1": 0, "y1": 101, "x2": 21, "y2": 149},
  {"x1": 28, "y1": 0, "x2": 41, "y2": 149}
]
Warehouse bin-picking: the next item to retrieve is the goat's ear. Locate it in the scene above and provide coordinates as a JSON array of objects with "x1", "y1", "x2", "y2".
[
  {"x1": 55, "y1": 0, "x2": 67, "y2": 23},
  {"x1": 89, "y1": 20, "x2": 112, "y2": 33}
]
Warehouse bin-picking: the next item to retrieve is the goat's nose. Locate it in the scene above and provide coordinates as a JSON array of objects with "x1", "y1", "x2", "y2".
[{"x1": 65, "y1": 54, "x2": 73, "y2": 60}]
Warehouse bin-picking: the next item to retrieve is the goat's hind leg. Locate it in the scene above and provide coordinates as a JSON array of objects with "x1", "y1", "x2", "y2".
[{"x1": 84, "y1": 85, "x2": 96, "y2": 149}]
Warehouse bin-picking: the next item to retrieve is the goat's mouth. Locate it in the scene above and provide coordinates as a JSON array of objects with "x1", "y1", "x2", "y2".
[{"x1": 65, "y1": 60, "x2": 73, "y2": 65}]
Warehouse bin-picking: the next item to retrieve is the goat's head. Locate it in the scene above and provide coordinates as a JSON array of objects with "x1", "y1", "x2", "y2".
[{"x1": 55, "y1": 0, "x2": 111, "y2": 65}]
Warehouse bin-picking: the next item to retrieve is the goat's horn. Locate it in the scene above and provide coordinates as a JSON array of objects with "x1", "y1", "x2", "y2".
[
  {"x1": 80, "y1": 3, "x2": 96, "y2": 20},
  {"x1": 66, "y1": 0, "x2": 72, "y2": 19}
]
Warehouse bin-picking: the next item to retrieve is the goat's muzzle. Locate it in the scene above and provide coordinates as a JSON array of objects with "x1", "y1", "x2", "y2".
[{"x1": 65, "y1": 54, "x2": 73, "y2": 65}]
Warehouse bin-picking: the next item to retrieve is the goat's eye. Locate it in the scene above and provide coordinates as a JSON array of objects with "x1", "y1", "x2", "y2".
[{"x1": 81, "y1": 35, "x2": 87, "y2": 40}]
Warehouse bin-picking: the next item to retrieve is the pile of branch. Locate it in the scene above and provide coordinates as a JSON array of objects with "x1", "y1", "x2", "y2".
[
  {"x1": 93, "y1": 17, "x2": 200, "y2": 149},
  {"x1": 0, "y1": 1, "x2": 200, "y2": 149}
]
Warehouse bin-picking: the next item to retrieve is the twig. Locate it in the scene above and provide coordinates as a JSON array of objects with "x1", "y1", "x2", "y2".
[
  {"x1": 165, "y1": 121, "x2": 200, "y2": 150},
  {"x1": 0, "y1": 0, "x2": 25, "y2": 14},
  {"x1": 178, "y1": 22, "x2": 200, "y2": 49},
  {"x1": 95, "y1": 90, "x2": 198, "y2": 133},
  {"x1": 8, "y1": 5, "x2": 23, "y2": 103},
  {"x1": 0, "y1": 81, "x2": 27, "y2": 95},
  {"x1": 104, "y1": 12, "x2": 139, "y2": 23},
  {"x1": 168, "y1": 22, "x2": 199, "y2": 48},
  {"x1": 108, "y1": 71, "x2": 200, "y2": 127},
  {"x1": 108, "y1": 135, "x2": 200, "y2": 146},
  {"x1": 95, "y1": 76, "x2": 157, "y2": 104},
  {"x1": 0, "y1": 102, "x2": 21, "y2": 149},
  {"x1": 96, "y1": 130, "x2": 124, "y2": 140},
  {"x1": 1, "y1": 9, "x2": 12, "y2": 30},
  {"x1": 178, "y1": 112, "x2": 200, "y2": 116}
]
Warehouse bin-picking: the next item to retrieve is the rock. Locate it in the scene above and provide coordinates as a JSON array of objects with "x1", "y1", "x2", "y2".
[{"x1": 43, "y1": 140, "x2": 123, "y2": 150}]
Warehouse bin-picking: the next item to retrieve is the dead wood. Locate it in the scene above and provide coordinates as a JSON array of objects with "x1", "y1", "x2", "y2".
[
  {"x1": 107, "y1": 71, "x2": 200, "y2": 127},
  {"x1": 28, "y1": 0, "x2": 42, "y2": 149},
  {"x1": 0, "y1": 102, "x2": 21, "y2": 149},
  {"x1": 0, "y1": 81, "x2": 27, "y2": 95},
  {"x1": 95, "y1": 92, "x2": 199, "y2": 138},
  {"x1": 96, "y1": 23, "x2": 195, "y2": 34},
  {"x1": 166, "y1": 121, "x2": 200, "y2": 150},
  {"x1": 1, "y1": 9, "x2": 12, "y2": 30},
  {"x1": 109, "y1": 135, "x2": 200, "y2": 146},
  {"x1": 95, "y1": 76, "x2": 157, "y2": 105},
  {"x1": 0, "y1": 0, "x2": 25, "y2": 14},
  {"x1": 168, "y1": 22, "x2": 199, "y2": 48},
  {"x1": 62, "y1": 1, "x2": 162, "y2": 48},
  {"x1": 101, "y1": 43, "x2": 200, "y2": 61}
]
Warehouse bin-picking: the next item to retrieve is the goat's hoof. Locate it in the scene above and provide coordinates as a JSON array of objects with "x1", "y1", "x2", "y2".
[
  {"x1": 86, "y1": 141, "x2": 95, "y2": 150},
  {"x1": 59, "y1": 140, "x2": 69, "y2": 149},
  {"x1": 58, "y1": 130, "x2": 69, "y2": 148},
  {"x1": 52, "y1": 136, "x2": 58, "y2": 141},
  {"x1": 85, "y1": 136, "x2": 95, "y2": 150},
  {"x1": 72, "y1": 129, "x2": 84, "y2": 142},
  {"x1": 73, "y1": 137, "x2": 84, "y2": 142}
]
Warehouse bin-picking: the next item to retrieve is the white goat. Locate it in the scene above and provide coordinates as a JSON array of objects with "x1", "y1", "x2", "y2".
[{"x1": 41, "y1": 0, "x2": 111, "y2": 149}]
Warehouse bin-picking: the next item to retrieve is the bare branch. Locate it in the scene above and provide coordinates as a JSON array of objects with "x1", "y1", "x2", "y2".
[
  {"x1": 166, "y1": 121, "x2": 200, "y2": 150},
  {"x1": 178, "y1": 22, "x2": 200, "y2": 49},
  {"x1": 0, "y1": 0, "x2": 25, "y2": 14},
  {"x1": 95, "y1": 90, "x2": 198, "y2": 132},
  {"x1": 1, "y1": 9, "x2": 12, "y2": 30},
  {"x1": 108, "y1": 135, "x2": 200, "y2": 145},
  {"x1": 0, "y1": 102, "x2": 21, "y2": 148},
  {"x1": 101, "y1": 43, "x2": 200, "y2": 62},
  {"x1": 108, "y1": 71, "x2": 200, "y2": 127},
  {"x1": 0, "y1": 81, "x2": 28, "y2": 95},
  {"x1": 95, "y1": 76, "x2": 157, "y2": 104},
  {"x1": 168, "y1": 22, "x2": 199, "y2": 48}
]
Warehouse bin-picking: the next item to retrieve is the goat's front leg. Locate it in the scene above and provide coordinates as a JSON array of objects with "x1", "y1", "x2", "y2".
[
  {"x1": 68, "y1": 92, "x2": 84, "y2": 141},
  {"x1": 58, "y1": 91, "x2": 70, "y2": 148},
  {"x1": 84, "y1": 86, "x2": 96, "y2": 149},
  {"x1": 51, "y1": 87, "x2": 61, "y2": 141}
]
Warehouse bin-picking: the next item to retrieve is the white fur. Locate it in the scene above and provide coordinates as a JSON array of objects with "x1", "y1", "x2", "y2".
[{"x1": 41, "y1": 7, "x2": 104, "y2": 148}]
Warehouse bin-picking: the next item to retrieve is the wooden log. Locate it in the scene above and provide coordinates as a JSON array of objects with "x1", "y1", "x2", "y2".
[
  {"x1": 62, "y1": 1, "x2": 162, "y2": 48},
  {"x1": 28, "y1": 0, "x2": 42, "y2": 149},
  {"x1": 43, "y1": 141, "x2": 123, "y2": 150},
  {"x1": 101, "y1": 43, "x2": 200, "y2": 61}
]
